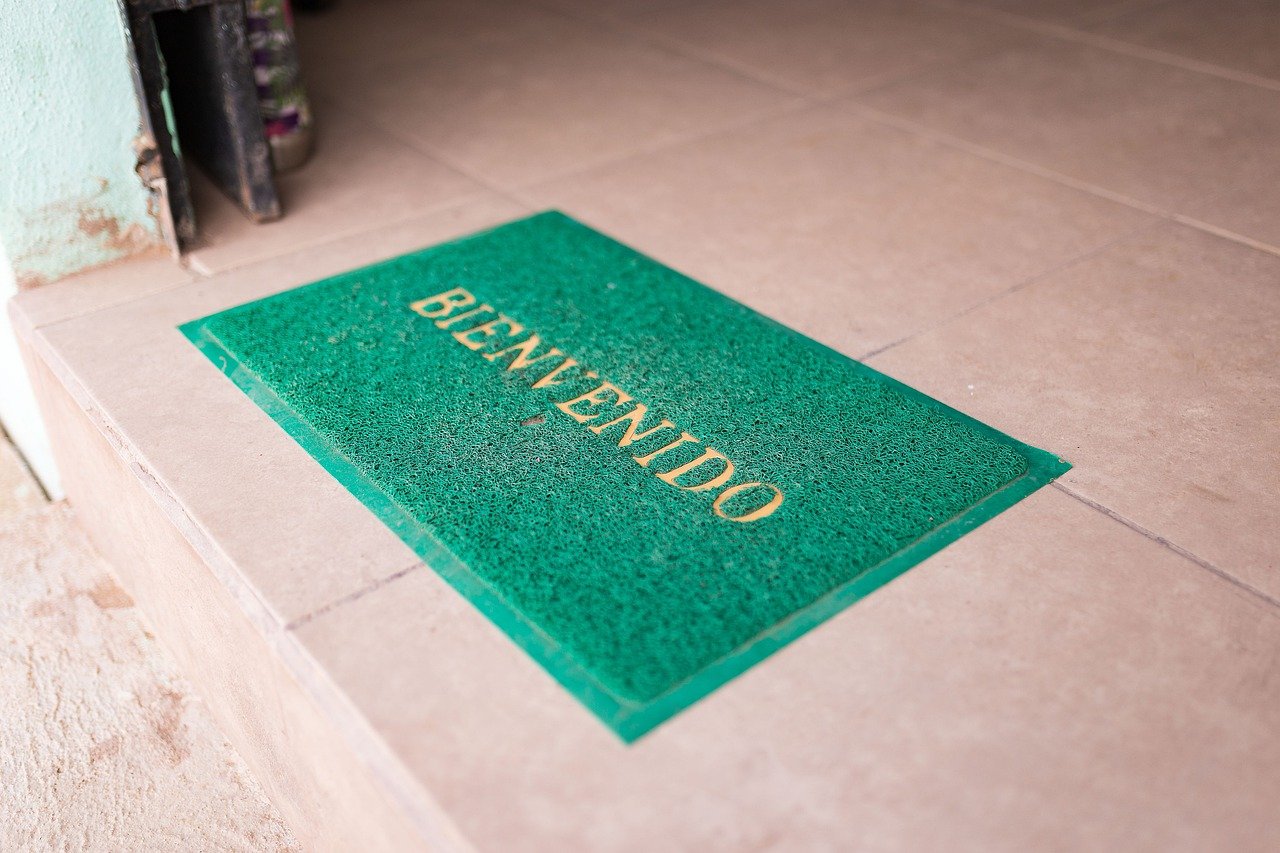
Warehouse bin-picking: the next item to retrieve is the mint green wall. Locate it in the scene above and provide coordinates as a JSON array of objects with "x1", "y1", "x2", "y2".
[{"x1": 0, "y1": 0, "x2": 163, "y2": 287}]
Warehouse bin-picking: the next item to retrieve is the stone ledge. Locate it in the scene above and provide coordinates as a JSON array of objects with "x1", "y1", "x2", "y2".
[{"x1": 12, "y1": 199, "x2": 1280, "y2": 851}]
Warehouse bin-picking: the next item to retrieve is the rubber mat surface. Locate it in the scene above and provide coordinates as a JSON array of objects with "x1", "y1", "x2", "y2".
[{"x1": 182, "y1": 212, "x2": 1068, "y2": 740}]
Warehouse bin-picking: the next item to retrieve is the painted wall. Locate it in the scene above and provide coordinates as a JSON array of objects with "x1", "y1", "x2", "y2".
[
  {"x1": 0, "y1": 0, "x2": 162, "y2": 494},
  {"x1": 0, "y1": 0, "x2": 163, "y2": 287}
]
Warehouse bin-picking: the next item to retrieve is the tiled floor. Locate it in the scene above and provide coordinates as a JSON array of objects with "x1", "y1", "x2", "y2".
[
  {"x1": 621, "y1": 0, "x2": 1029, "y2": 96},
  {"x1": 1088, "y1": 0, "x2": 1280, "y2": 81},
  {"x1": 16, "y1": 0, "x2": 1280, "y2": 849},
  {"x1": 854, "y1": 38, "x2": 1280, "y2": 245}
]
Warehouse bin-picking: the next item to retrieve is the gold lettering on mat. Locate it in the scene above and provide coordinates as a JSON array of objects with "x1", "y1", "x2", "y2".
[{"x1": 410, "y1": 288, "x2": 784, "y2": 522}]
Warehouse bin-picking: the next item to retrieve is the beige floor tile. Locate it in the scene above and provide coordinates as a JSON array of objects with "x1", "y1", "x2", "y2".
[
  {"x1": 10, "y1": 254, "x2": 193, "y2": 331},
  {"x1": 854, "y1": 38, "x2": 1280, "y2": 249},
  {"x1": 626, "y1": 0, "x2": 1026, "y2": 96},
  {"x1": 528, "y1": 105, "x2": 1154, "y2": 357},
  {"x1": 1090, "y1": 0, "x2": 1280, "y2": 83},
  {"x1": 1186, "y1": 181, "x2": 1280, "y2": 254},
  {"x1": 294, "y1": 0, "x2": 794, "y2": 188},
  {"x1": 293, "y1": 486, "x2": 1280, "y2": 851},
  {"x1": 22, "y1": 197, "x2": 526, "y2": 626},
  {"x1": 869, "y1": 222, "x2": 1280, "y2": 597},
  {"x1": 184, "y1": 100, "x2": 486, "y2": 274}
]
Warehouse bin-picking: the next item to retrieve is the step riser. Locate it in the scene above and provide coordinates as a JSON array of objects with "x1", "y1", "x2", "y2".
[{"x1": 20, "y1": 341, "x2": 433, "y2": 853}]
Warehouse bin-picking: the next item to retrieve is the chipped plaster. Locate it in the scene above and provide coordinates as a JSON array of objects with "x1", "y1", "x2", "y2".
[{"x1": 0, "y1": 0, "x2": 164, "y2": 287}]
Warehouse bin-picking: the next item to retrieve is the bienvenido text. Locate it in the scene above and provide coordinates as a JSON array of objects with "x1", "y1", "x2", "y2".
[{"x1": 409, "y1": 287, "x2": 783, "y2": 523}]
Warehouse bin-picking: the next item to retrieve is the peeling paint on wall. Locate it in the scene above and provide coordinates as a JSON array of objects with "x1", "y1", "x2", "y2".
[
  {"x1": 0, "y1": 0, "x2": 160, "y2": 494},
  {"x1": 8, "y1": 179, "x2": 164, "y2": 290},
  {"x1": 0, "y1": 0, "x2": 165, "y2": 287}
]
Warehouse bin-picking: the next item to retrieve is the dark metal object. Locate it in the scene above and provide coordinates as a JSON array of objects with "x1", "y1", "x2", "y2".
[
  {"x1": 125, "y1": 0, "x2": 281, "y2": 248},
  {"x1": 126, "y1": 4, "x2": 198, "y2": 248}
]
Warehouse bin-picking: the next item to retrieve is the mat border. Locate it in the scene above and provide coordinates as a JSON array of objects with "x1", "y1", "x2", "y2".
[{"x1": 180, "y1": 210, "x2": 1071, "y2": 743}]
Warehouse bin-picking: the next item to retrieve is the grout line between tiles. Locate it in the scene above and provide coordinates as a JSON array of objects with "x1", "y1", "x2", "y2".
[
  {"x1": 32, "y1": 195, "x2": 519, "y2": 336},
  {"x1": 533, "y1": 0, "x2": 1046, "y2": 110},
  {"x1": 184, "y1": 188, "x2": 509, "y2": 279},
  {"x1": 182, "y1": 0, "x2": 1277, "y2": 289},
  {"x1": 1168, "y1": 214, "x2": 1280, "y2": 260},
  {"x1": 590, "y1": 29, "x2": 809, "y2": 99},
  {"x1": 1051, "y1": 482, "x2": 1280, "y2": 613},
  {"x1": 858, "y1": 217, "x2": 1166, "y2": 362},
  {"x1": 285, "y1": 559, "x2": 424, "y2": 631},
  {"x1": 845, "y1": 103, "x2": 1280, "y2": 260},
  {"x1": 29, "y1": 331, "x2": 310, "y2": 641},
  {"x1": 226, "y1": 0, "x2": 1273, "y2": 287},
  {"x1": 17, "y1": 273, "x2": 193, "y2": 334},
  {"x1": 507, "y1": 98, "x2": 812, "y2": 193},
  {"x1": 308, "y1": 89, "x2": 562, "y2": 207},
  {"x1": 848, "y1": 104, "x2": 1170, "y2": 214},
  {"x1": 506, "y1": 99, "x2": 816, "y2": 200},
  {"x1": 525, "y1": 0, "x2": 813, "y2": 98},
  {"x1": 268, "y1": 617, "x2": 474, "y2": 850},
  {"x1": 323, "y1": 82, "x2": 810, "y2": 205},
  {"x1": 312, "y1": 73, "x2": 765, "y2": 207},
  {"x1": 927, "y1": 0, "x2": 1280, "y2": 92},
  {"x1": 1052, "y1": 32, "x2": 1280, "y2": 93},
  {"x1": 817, "y1": 36, "x2": 1036, "y2": 105},
  {"x1": 328, "y1": 97, "x2": 520, "y2": 201},
  {"x1": 1070, "y1": 0, "x2": 1180, "y2": 28},
  {"x1": 320, "y1": 0, "x2": 1277, "y2": 268}
]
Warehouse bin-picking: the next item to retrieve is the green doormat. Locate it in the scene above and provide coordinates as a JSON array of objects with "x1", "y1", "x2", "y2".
[{"x1": 182, "y1": 212, "x2": 1068, "y2": 741}]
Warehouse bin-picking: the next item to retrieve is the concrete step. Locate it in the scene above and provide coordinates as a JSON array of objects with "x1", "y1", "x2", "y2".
[
  {"x1": 13, "y1": 196, "x2": 1280, "y2": 851},
  {"x1": 9, "y1": 201, "x2": 526, "y2": 852}
]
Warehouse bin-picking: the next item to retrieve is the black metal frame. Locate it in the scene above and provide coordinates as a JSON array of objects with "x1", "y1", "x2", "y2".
[{"x1": 125, "y1": 0, "x2": 281, "y2": 248}]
